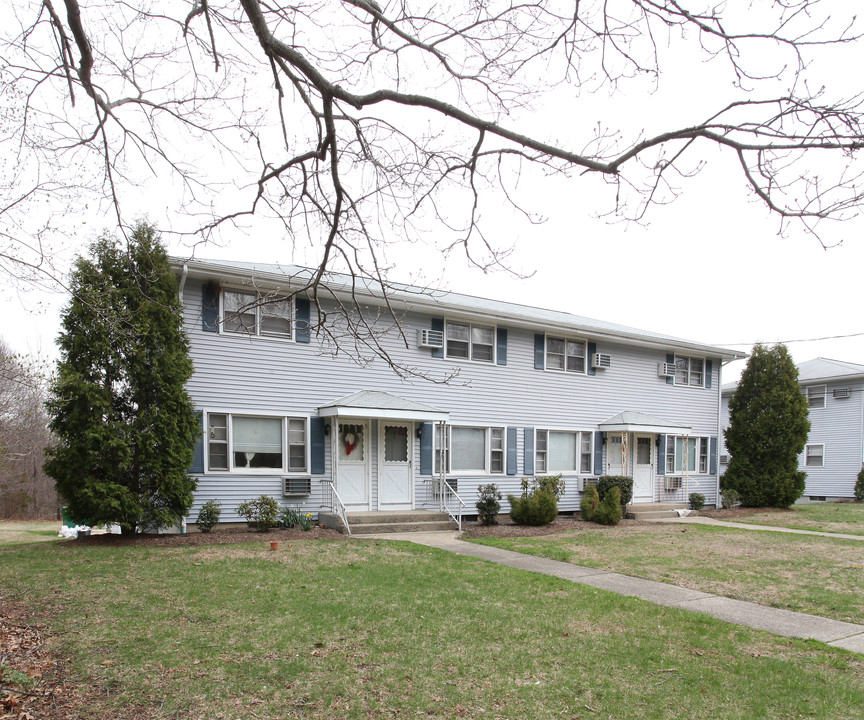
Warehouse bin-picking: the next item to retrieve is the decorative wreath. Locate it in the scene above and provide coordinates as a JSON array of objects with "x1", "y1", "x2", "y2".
[{"x1": 344, "y1": 432, "x2": 357, "y2": 456}]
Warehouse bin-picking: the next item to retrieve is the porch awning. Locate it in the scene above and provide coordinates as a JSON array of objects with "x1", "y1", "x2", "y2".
[
  {"x1": 317, "y1": 390, "x2": 449, "y2": 423},
  {"x1": 598, "y1": 410, "x2": 692, "y2": 435}
]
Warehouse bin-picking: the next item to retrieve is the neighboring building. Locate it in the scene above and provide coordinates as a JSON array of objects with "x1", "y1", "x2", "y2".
[
  {"x1": 173, "y1": 258, "x2": 744, "y2": 525},
  {"x1": 721, "y1": 357, "x2": 864, "y2": 501}
]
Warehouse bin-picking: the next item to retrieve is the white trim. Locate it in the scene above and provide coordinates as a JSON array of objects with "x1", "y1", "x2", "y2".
[
  {"x1": 534, "y1": 428, "x2": 594, "y2": 475},
  {"x1": 219, "y1": 287, "x2": 296, "y2": 342},
  {"x1": 672, "y1": 354, "x2": 706, "y2": 388},
  {"x1": 806, "y1": 385, "x2": 827, "y2": 409},
  {"x1": 804, "y1": 443, "x2": 825, "y2": 467},
  {"x1": 444, "y1": 319, "x2": 497, "y2": 365},
  {"x1": 543, "y1": 335, "x2": 588, "y2": 375},
  {"x1": 318, "y1": 406, "x2": 448, "y2": 422}
]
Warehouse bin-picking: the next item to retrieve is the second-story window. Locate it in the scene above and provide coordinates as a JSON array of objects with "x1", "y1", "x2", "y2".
[
  {"x1": 806, "y1": 385, "x2": 826, "y2": 409},
  {"x1": 674, "y1": 355, "x2": 705, "y2": 387},
  {"x1": 546, "y1": 337, "x2": 586, "y2": 373},
  {"x1": 223, "y1": 290, "x2": 292, "y2": 339},
  {"x1": 446, "y1": 321, "x2": 495, "y2": 363}
]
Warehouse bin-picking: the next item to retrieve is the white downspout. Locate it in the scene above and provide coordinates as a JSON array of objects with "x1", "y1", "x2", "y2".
[{"x1": 178, "y1": 262, "x2": 189, "y2": 302}]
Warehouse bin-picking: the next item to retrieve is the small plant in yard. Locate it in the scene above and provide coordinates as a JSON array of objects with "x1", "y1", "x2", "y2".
[
  {"x1": 476, "y1": 484, "x2": 502, "y2": 525},
  {"x1": 237, "y1": 495, "x2": 281, "y2": 531},
  {"x1": 592, "y1": 486, "x2": 622, "y2": 526},
  {"x1": 298, "y1": 512, "x2": 314, "y2": 531},
  {"x1": 521, "y1": 474, "x2": 565, "y2": 500},
  {"x1": 596, "y1": 475, "x2": 633, "y2": 508},
  {"x1": 580, "y1": 484, "x2": 599, "y2": 521},
  {"x1": 508, "y1": 490, "x2": 557, "y2": 526},
  {"x1": 721, "y1": 488, "x2": 741, "y2": 509},
  {"x1": 280, "y1": 506, "x2": 302, "y2": 528},
  {"x1": 689, "y1": 493, "x2": 706, "y2": 511},
  {"x1": 856, "y1": 466, "x2": 864, "y2": 502},
  {"x1": 195, "y1": 499, "x2": 222, "y2": 533}
]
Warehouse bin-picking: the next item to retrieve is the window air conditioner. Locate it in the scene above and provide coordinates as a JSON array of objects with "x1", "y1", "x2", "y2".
[
  {"x1": 283, "y1": 477, "x2": 312, "y2": 496},
  {"x1": 591, "y1": 353, "x2": 612, "y2": 369},
  {"x1": 418, "y1": 329, "x2": 444, "y2": 349},
  {"x1": 658, "y1": 362, "x2": 676, "y2": 378},
  {"x1": 833, "y1": 387, "x2": 851, "y2": 399},
  {"x1": 720, "y1": 454, "x2": 729, "y2": 464},
  {"x1": 578, "y1": 477, "x2": 598, "y2": 492},
  {"x1": 664, "y1": 476, "x2": 682, "y2": 491}
]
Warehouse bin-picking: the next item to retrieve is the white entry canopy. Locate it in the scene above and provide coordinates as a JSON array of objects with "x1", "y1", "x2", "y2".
[
  {"x1": 599, "y1": 410, "x2": 692, "y2": 435},
  {"x1": 318, "y1": 390, "x2": 449, "y2": 423}
]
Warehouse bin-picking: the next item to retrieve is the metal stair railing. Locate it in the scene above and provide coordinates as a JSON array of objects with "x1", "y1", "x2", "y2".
[{"x1": 320, "y1": 479, "x2": 351, "y2": 535}]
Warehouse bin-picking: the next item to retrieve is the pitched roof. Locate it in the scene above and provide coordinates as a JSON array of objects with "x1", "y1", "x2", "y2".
[
  {"x1": 317, "y1": 390, "x2": 448, "y2": 421},
  {"x1": 722, "y1": 356, "x2": 864, "y2": 394},
  {"x1": 599, "y1": 410, "x2": 692, "y2": 434},
  {"x1": 173, "y1": 257, "x2": 745, "y2": 360}
]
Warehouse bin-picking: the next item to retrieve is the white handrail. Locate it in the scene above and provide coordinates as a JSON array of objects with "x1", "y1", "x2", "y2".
[
  {"x1": 441, "y1": 479, "x2": 466, "y2": 531},
  {"x1": 320, "y1": 479, "x2": 351, "y2": 535}
]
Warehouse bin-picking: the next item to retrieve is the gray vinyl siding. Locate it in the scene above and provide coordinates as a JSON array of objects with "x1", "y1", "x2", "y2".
[
  {"x1": 182, "y1": 278, "x2": 723, "y2": 519},
  {"x1": 798, "y1": 381, "x2": 864, "y2": 499}
]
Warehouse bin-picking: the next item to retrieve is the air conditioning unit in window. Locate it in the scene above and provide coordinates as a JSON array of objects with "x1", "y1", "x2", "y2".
[
  {"x1": 833, "y1": 387, "x2": 851, "y2": 399},
  {"x1": 578, "y1": 477, "x2": 598, "y2": 492},
  {"x1": 283, "y1": 477, "x2": 312, "y2": 496},
  {"x1": 664, "y1": 476, "x2": 683, "y2": 491},
  {"x1": 417, "y1": 329, "x2": 444, "y2": 349},
  {"x1": 658, "y1": 362, "x2": 676, "y2": 378},
  {"x1": 720, "y1": 454, "x2": 730, "y2": 464},
  {"x1": 591, "y1": 353, "x2": 612, "y2": 369}
]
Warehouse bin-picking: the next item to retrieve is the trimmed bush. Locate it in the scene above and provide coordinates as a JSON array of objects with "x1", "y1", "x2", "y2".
[
  {"x1": 592, "y1": 487, "x2": 622, "y2": 526},
  {"x1": 597, "y1": 475, "x2": 633, "y2": 507},
  {"x1": 237, "y1": 495, "x2": 281, "y2": 531},
  {"x1": 508, "y1": 490, "x2": 557, "y2": 526},
  {"x1": 580, "y1": 484, "x2": 599, "y2": 521},
  {"x1": 689, "y1": 493, "x2": 706, "y2": 511},
  {"x1": 721, "y1": 488, "x2": 741, "y2": 509},
  {"x1": 856, "y1": 467, "x2": 864, "y2": 503},
  {"x1": 520, "y1": 474, "x2": 565, "y2": 500},
  {"x1": 195, "y1": 499, "x2": 221, "y2": 533},
  {"x1": 476, "y1": 484, "x2": 503, "y2": 525}
]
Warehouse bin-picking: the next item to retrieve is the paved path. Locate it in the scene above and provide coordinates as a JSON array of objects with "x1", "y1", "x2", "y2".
[{"x1": 361, "y1": 526, "x2": 864, "y2": 655}]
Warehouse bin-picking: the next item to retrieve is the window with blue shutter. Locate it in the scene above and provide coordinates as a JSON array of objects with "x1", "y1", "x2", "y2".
[
  {"x1": 523, "y1": 428, "x2": 535, "y2": 475},
  {"x1": 497, "y1": 328, "x2": 508, "y2": 366},
  {"x1": 534, "y1": 334, "x2": 545, "y2": 370},
  {"x1": 710, "y1": 436, "x2": 718, "y2": 476},
  {"x1": 593, "y1": 431, "x2": 603, "y2": 475},
  {"x1": 706, "y1": 359, "x2": 714, "y2": 388},
  {"x1": 310, "y1": 417, "x2": 326, "y2": 473},
  {"x1": 295, "y1": 297, "x2": 311, "y2": 343},
  {"x1": 506, "y1": 427, "x2": 518, "y2": 475},
  {"x1": 419, "y1": 423, "x2": 433, "y2": 475},
  {"x1": 657, "y1": 434, "x2": 666, "y2": 474},
  {"x1": 587, "y1": 342, "x2": 597, "y2": 376},
  {"x1": 202, "y1": 283, "x2": 219, "y2": 333},
  {"x1": 431, "y1": 318, "x2": 444, "y2": 358},
  {"x1": 190, "y1": 412, "x2": 204, "y2": 472}
]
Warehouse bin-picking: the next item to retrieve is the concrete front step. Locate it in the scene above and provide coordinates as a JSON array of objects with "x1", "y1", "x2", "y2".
[{"x1": 319, "y1": 510, "x2": 457, "y2": 535}]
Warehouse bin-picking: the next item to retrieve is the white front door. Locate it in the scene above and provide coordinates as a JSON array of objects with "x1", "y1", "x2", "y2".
[
  {"x1": 633, "y1": 434, "x2": 654, "y2": 502},
  {"x1": 378, "y1": 422, "x2": 413, "y2": 510},
  {"x1": 336, "y1": 421, "x2": 369, "y2": 509},
  {"x1": 606, "y1": 434, "x2": 626, "y2": 475}
]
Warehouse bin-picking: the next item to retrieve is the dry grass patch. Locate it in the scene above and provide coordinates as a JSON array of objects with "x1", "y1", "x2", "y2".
[
  {"x1": 469, "y1": 522, "x2": 864, "y2": 624},
  {"x1": 719, "y1": 502, "x2": 864, "y2": 535}
]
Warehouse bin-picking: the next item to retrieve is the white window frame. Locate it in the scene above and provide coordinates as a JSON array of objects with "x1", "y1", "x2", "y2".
[
  {"x1": 205, "y1": 411, "x2": 309, "y2": 474},
  {"x1": 535, "y1": 429, "x2": 593, "y2": 474},
  {"x1": 221, "y1": 289, "x2": 294, "y2": 340},
  {"x1": 806, "y1": 385, "x2": 827, "y2": 409},
  {"x1": 433, "y1": 424, "x2": 504, "y2": 475},
  {"x1": 673, "y1": 355, "x2": 705, "y2": 387},
  {"x1": 544, "y1": 336, "x2": 587, "y2": 375},
  {"x1": 666, "y1": 436, "x2": 709, "y2": 474},
  {"x1": 805, "y1": 444, "x2": 825, "y2": 467},
  {"x1": 444, "y1": 321, "x2": 496, "y2": 364}
]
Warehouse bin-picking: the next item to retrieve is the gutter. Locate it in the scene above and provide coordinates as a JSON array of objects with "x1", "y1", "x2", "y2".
[{"x1": 178, "y1": 262, "x2": 189, "y2": 302}]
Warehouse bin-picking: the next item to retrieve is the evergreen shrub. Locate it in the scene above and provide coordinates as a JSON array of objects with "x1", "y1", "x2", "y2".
[
  {"x1": 597, "y1": 475, "x2": 633, "y2": 507},
  {"x1": 476, "y1": 484, "x2": 502, "y2": 525},
  {"x1": 592, "y1": 487, "x2": 622, "y2": 526},
  {"x1": 689, "y1": 493, "x2": 706, "y2": 511},
  {"x1": 855, "y1": 467, "x2": 864, "y2": 503},
  {"x1": 508, "y1": 490, "x2": 557, "y2": 526},
  {"x1": 580, "y1": 484, "x2": 599, "y2": 521},
  {"x1": 237, "y1": 495, "x2": 281, "y2": 531},
  {"x1": 195, "y1": 499, "x2": 221, "y2": 533}
]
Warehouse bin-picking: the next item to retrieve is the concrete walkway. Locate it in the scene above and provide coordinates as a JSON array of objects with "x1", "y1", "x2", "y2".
[{"x1": 361, "y1": 525, "x2": 864, "y2": 655}]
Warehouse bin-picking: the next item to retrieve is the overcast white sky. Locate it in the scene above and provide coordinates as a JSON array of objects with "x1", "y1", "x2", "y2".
[{"x1": 3, "y1": 2, "x2": 863, "y2": 384}]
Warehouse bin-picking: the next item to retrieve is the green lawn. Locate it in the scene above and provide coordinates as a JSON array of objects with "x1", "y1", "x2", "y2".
[
  {"x1": 468, "y1": 522, "x2": 864, "y2": 624},
  {"x1": 0, "y1": 520, "x2": 62, "y2": 545},
  {"x1": 728, "y1": 502, "x2": 864, "y2": 536},
  {"x1": 1, "y1": 535, "x2": 863, "y2": 719}
]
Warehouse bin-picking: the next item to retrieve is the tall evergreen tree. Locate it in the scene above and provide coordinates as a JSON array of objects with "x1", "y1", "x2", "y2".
[
  {"x1": 45, "y1": 222, "x2": 198, "y2": 533},
  {"x1": 722, "y1": 344, "x2": 810, "y2": 507}
]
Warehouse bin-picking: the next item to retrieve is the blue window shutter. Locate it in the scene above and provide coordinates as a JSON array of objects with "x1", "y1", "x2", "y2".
[
  {"x1": 202, "y1": 283, "x2": 219, "y2": 333},
  {"x1": 657, "y1": 434, "x2": 666, "y2": 474},
  {"x1": 506, "y1": 427, "x2": 517, "y2": 475},
  {"x1": 295, "y1": 298, "x2": 311, "y2": 343},
  {"x1": 665, "y1": 353, "x2": 675, "y2": 385},
  {"x1": 419, "y1": 423, "x2": 433, "y2": 475},
  {"x1": 190, "y1": 412, "x2": 204, "y2": 473},
  {"x1": 431, "y1": 318, "x2": 444, "y2": 358},
  {"x1": 593, "y1": 431, "x2": 603, "y2": 475},
  {"x1": 710, "y1": 436, "x2": 718, "y2": 476},
  {"x1": 706, "y1": 359, "x2": 713, "y2": 388},
  {"x1": 310, "y1": 417, "x2": 325, "y2": 474},
  {"x1": 523, "y1": 428, "x2": 535, "y2": 475},
  {"x1": 534, "y1": 334, "x2": 545, "y2": 370},
  {"x1": 587, "y1": 342, "x2": 597, "y2": 376},
  {"x1": 497, "y1": 328, "x2": 508, "y2": 366}
]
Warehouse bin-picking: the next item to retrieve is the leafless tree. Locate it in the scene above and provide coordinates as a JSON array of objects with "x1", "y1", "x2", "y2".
[
  {"x1": 0, "y1": 338, "x2": 56, "y2": 519},
  {"x1": 2, "y1": 1, "x2": 863, "y2": 370}
]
